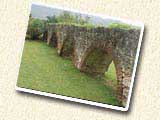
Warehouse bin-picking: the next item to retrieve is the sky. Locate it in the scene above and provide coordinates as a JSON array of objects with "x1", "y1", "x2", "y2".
[{"x1": 31, "y1": 4, "x2": 120, "y2": 26}]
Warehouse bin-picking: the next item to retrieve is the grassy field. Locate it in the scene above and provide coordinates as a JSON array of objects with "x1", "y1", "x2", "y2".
[{"x1": 17, "y1": 40, "x2": 120, "y2": 106}]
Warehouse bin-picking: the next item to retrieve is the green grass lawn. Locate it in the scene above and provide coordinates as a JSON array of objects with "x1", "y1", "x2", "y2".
[{"x1": 17, "y1": 40, "x2": 120, "y2": 106}]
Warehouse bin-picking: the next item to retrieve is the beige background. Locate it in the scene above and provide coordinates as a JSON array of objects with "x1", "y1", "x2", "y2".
[{"x1": 0, "y1": 0, "x2": 160, "y2": 119}]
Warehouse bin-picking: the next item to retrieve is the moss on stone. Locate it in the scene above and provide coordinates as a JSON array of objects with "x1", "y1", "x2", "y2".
[
  {"x1": 49, "y1": 22, "x2": 104, "y2": 29},
  {"x1": 49, "y1": 22, "x2": 140, "y2": 31},
  {"x1": 108, "y1": 23, "x2": 139, "y2": 30}
]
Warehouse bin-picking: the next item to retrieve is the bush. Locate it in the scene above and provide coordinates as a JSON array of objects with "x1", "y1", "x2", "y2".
[
  {"x1": 46, "y1": 12, "x2": 90, "y2": 25},
  {"x1": 27, "y1": 17, "x2": 45, "y2": 40},
  {"x1": 46, "y1": 16, "x2": 58, "y2": 24},
  {"x1": 108, "y1": 23, "x2": 139, "y2": 30}
]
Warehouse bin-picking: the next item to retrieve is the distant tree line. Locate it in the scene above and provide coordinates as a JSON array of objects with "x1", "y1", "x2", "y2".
[{"x1": 26, "y1": 11, "x2": 91, "y2": 40}]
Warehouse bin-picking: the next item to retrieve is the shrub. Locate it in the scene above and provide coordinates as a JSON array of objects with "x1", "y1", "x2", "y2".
[
  {"x1": 46, "y1": 16, "x2": 58, "y2": 24},
  {"x1": 47, "y1": 11, "x2": 90, "y2": 25},
  {"x1": 27, "y1": 17, "x2": 45, "y2": 40},
  {"x1": 108, "y1": 23, "x2": 139, "y2": 30}
]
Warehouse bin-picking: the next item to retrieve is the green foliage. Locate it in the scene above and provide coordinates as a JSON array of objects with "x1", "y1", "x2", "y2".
[
  {"x1": 46, "y1": 16, "x2": 58, "y2": 23},
  {"x1": 26, "y1": 13, "x2": 91, "y2": 41},
  {"x1": 105, "y1": 61, "x2": 117, "y2": 86},
  {"x1": 52, "y1": 22, "x2": 102, "y2": 29},
  {"x1": 108, "y1": 23, "x2": 139, "y2": 30},
  {"x1": 56, "y1": 11, "x2": 77, "y2": 23},
  {"x1": 17, "y1": 41, "x2": 120, "y2": 106},
  {"x1": 27, "y1": 15, "x2": 45, "y2": 40},
  {"x1": 46, "y1": 11, "x2": 90, "y2": 25}
]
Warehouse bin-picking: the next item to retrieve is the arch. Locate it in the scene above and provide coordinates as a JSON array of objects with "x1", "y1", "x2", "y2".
[
  {"x1": 47, "y1": 31, "x2": 57, "y2": 47},
  {"x1": 79, "y1": 47, "x2": 113, "y2": 76},
  {"x1": 47, "y1": 24, "x2": 140, "y2": 107},
  {"x1": 77, "y1": 46, "x2": 131, "y2": 106},
  {"x1": 59, "y1": 36, "x2": 74, "y2": 58}
]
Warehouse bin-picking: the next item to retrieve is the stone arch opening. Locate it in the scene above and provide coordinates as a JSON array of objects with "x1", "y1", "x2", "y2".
[
  {"x1": 49, "y1": 32, "x2": 58, "y2": 47},
  {"x1": 78, "y1": 47, "x2": 126, "y2": 105},
  {"x1": 47, "y1": 31, "x2": 58, "y2": 47},
  {"x1": 59, "y1": 36, "x2": 74, "y2": 58},
  {"x1": 80, "y1": 47, "x2": 113, "y2": 76},
  {"x1": 52, "y1": 32, "x2": 58, "y2": 47}
]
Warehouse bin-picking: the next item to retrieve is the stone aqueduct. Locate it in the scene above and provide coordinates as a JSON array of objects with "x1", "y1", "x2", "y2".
[{"x1": 46, "y1": 24, "x2": 140, "y2": 106}]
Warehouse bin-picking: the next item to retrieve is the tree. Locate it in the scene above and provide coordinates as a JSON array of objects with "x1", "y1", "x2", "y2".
[
  {"x1": 55, "y1": 11, "x2": 90, "y2": 25},
  {"x1": 46, "y1": 15, "x2": 58, "y2": 23},
  {"x1": 27, "y1": 15, "x2": 45, "y2": 40}
]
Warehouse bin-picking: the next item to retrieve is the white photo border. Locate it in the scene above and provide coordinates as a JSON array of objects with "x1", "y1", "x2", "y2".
[{"x1": 15, "y1": 2, "x2": 145, "y2": 112}]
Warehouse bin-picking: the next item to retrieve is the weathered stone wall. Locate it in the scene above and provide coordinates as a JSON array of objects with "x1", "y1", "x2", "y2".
[{"x1": 47, "y1": 24, "x2": 140, "y2": 107}]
